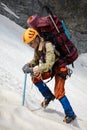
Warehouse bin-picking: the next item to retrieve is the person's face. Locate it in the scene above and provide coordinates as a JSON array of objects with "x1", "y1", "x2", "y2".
[{"x1": 28, "y1": 36, "x2": 39, "y2": 49}]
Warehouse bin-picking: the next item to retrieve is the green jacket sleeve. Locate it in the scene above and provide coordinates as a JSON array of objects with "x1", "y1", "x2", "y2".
[{"x1": 28, "y1": 52, "x2": 39, "y2": 67}]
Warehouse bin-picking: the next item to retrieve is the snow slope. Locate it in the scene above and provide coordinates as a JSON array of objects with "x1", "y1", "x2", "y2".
[{"x1": 0, "y1": 14, "x2": 87, "y2": 130}]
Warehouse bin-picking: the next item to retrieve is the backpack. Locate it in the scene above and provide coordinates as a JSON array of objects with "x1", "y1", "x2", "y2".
[{"x1": 27, "y1": 15, "x2": 78, "y2": 67}]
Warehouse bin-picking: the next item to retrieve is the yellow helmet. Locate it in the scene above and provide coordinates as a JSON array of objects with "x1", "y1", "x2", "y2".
[{"x1": 23, "y1": 28, "x2": 39, "y2": 44}]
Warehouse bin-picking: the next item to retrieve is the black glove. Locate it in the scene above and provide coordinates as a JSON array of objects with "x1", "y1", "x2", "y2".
[{"x1": 22, "y1": 64, "x2": 33, "y2": 74}]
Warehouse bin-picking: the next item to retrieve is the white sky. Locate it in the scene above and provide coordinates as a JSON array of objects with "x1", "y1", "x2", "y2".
[{"x1": 0, "y1": 14, "x2": 87, "y2": 130}]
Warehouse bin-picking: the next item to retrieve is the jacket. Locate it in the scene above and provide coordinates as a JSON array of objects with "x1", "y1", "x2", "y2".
[{"x1": 29, "y1": 38, "x2": 60, "y2": 73}]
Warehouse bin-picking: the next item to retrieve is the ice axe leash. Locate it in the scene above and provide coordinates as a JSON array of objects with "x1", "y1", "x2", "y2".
[{"x1": 22, "y1": 73, "x2": 27, "y2": 106}]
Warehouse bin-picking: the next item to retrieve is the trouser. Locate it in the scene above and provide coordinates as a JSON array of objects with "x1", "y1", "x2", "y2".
[
  {"x1": 31, "y1": 67, "x2": 75, "y2": 116},
  {"x1": 54, "y1": 67, "x2": 75, "y2": 116},
  {"x1": 35, "y1": 81, "x2": 54, "y2": 99},
  {"x1": 32, "y1": 71, "x2": 54, "y2": 99},
  {"x1": 32, "y1": 67, "x2": 67, "y2": 99},
  {"x1": 54, "y1": 75, "x2": 65, "y2": 99}
]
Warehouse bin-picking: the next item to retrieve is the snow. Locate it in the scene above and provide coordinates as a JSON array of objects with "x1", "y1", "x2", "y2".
[{"x1": 0, "y1": 14, "x2": 87, "y2": 130}]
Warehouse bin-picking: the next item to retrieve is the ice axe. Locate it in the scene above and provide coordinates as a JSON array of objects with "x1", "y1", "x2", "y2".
[
  {"x1": 22, "y1": 67, "x2": 33, "y2": 106},
  {"x1": 22, "y1": 73, "x2": 27, "y2": 106}
]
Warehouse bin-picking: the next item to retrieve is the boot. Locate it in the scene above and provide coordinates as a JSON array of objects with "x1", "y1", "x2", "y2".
[
  {"x1": 41, "y1": 95, "x2": 55, "y2": 108},
  {"x1": 63, "y1": 114, "x2": 76, "y2": 123},
  {"x1": 35, "y1": 81, "x2": 55, "y2": 107}
]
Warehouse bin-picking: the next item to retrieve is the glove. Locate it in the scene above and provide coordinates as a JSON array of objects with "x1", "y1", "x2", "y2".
[{"x1": 22, "y1": 64, "x2": 33, "y2": 74}]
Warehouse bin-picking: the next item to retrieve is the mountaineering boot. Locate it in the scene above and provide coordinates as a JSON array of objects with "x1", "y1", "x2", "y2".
[
  {"x1": 35, "y1": 81, "x2": 55, "y2": 107},
  {"x1": 59, "y1": 95, "x2": 76, "y2": 123},
  {"x1": 41, "y1": 95, "x2": 55, "y2": 108},
  {"x1": 63, "y1": 114, "x2": 76, "y2": 123}
]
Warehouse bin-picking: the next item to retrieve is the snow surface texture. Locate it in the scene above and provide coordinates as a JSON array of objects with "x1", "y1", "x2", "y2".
[{"x1": 0, "y1": 14, "x2": 87, "y2": 130}]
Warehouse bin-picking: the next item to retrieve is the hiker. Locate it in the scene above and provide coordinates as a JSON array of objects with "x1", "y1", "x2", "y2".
[{"x1": 22, "y1": 27, "x2": 76, "y2": 123}]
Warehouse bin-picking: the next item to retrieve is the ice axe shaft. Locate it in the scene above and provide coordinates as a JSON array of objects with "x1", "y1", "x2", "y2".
[
  {"x1": 49, "y1": 14, "x2": 60, "y2": 33},
  {"x1": 43, "y1": 6, "x2": 60, "y2": 33},
  {"x1": 22, "y1": 73, "x2": 27, "y2": 106}
]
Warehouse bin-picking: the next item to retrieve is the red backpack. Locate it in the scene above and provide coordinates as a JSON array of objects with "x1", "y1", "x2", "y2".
[{"x1": 27, "y1": 15, "x2": 78, "y2": 67}]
